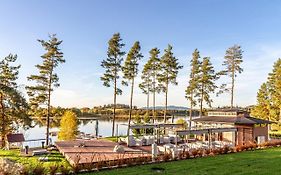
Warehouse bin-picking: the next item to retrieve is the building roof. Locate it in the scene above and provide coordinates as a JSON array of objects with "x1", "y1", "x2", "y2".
[
  {"x1": 193, "y1": 116, "x2": 274, "y2": 125},
  {"x1": 6, "y1": 133, "x2": 25, "y2": 143}
]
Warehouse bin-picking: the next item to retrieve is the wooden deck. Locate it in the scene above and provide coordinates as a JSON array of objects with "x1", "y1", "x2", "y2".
[{"x1": 55, "y1": 139, "x2": 151, "y2": 165}]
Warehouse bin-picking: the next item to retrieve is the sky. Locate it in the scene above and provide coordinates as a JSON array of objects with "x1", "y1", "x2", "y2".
[{"x1": 0, "y1": 0, "x2": 281, "y2": 108}]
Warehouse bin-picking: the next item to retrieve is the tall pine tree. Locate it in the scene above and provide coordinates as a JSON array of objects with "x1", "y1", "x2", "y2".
[
  {"x1": 251, "y1": 83, "x2": 271, "y2": 120},
  {"x1": 267, "y1": 58, "x2": 281, "y2": 122},
  {"x1": 196, "y1": 57, "x2": 218, "y2": 117},
  {"x1": 221, "y1": 45, "x2": 243, "y2": 108},
  {"x1": 147, "y1": 48, "x2": 161, "y2": 122},
  {"x1": 100, "y1": 33, "x2": 125, "y2": 136},
  {"x1": 251, "y1": 59, "x2": 281, "y2": 122},
  {"x1": 26, "y1": 34, "x2": 65, "y2": 146},
  {"x1": 122, "y1": 41, "x2": 143, "y2": 136},
  {"x1": 185, "y1": 49, "x2": 201, "y2": 128},
  {"x1": 139, "y1": 59, "x2": 153, "y2": 115},
  {"x1": 0, "y1": 54, "x2": 29, "y2": 148},
  {"x1": 158, "y1": 44, "x2": 182, "y2": 123}
]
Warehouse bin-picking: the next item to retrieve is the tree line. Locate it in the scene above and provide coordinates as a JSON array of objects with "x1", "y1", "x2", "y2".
[
  {"x1": 4, "y1": 32, "x2": 278, "y2": 146},
  {"x1": 100, "y1": 33, "x2": 244, "y2": 136}
]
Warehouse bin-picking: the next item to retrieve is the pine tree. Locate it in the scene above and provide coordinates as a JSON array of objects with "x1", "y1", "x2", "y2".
[
  {"x1": 122, "y1": 41, "x2": 143, "y2": 136},
  {"x1": 158, "y1": 44, "x2": 183, "y2": 123},
  {"x1": 0, "y1": 54, "x2": 29, "y2": 147},
  {"x1": 185, "y1": 49, "x2": 201, "y2": 128},
  {"x1": 26, "y1": 34, "x2": 65, "y2": 146},
  {"x1": 139, "y1": 59, "x2": 153, "y2": 115},
  {"x1": 58, "y1": 110, "x2": 78, "y2": 140},
  {"x1": 196, "y1": 57, "x2": 218, "y2": 117},
  {"x1": 251, "y1": 59, "x2": 281, "y2": 122},
  {"x1": 100, "y1": 33, "x2": 125, "y2": 136},
  {"x1": 267, "y1": 58, "x2": 281, "y2": 121},
  {"x1": 251, "y1": 83, "x2": 271, "y2": 120},
  {"x1": 221, "y1": 45, "x2": 243, "y2": 108},
  {"x1": 147, "y1": 48, "x2": 161, "y2": 122}
]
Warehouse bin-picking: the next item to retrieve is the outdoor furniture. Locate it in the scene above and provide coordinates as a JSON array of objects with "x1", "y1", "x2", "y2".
[
  {"x1": 163, "y1": 136, "x2": 170, "y2": 143},
  {"x1": 127, "y1": 136, "x2": 136, "y2": 146},
  {"x1": 135, "y1": 138, "x2": 145, "y2": 146},
  {"x1": 32, "y1": 149, "x2": 48, "y2": 156},
  {"x1": 143, "y1": 136, "x2": 155, "y2": 145}
]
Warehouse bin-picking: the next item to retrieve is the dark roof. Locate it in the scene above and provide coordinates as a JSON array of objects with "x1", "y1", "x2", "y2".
[
  {"x1": 6, "y1": 133, "x2": 25, "y2": 143},
  {"x1": 193, "y1": 116, "x2": 274, "y2": 125}
]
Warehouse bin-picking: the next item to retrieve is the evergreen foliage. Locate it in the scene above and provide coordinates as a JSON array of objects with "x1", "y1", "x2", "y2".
[
  {"x1": 251, "y1": 58, "x2": 281, "y2": 122},
  {"x1": 185, "y1": 49, "x2": 201, "y2": 127},
  {"x1": 220, "y1": 45, "x2": 243, "y2": 108},
  {"x1": 122, "y1": 41, "x2": 143, "y2": 136},
  {"x1": 100, "y1": 33, "x2": 125, "y2": 136},
  {"x1": 158, "y1": 44, "x2": 183, "y2": 123},
  {"x1": 0, "y1": 54, "x2": 30, "y2": 147},
  {"x1": 26, "y1": 34, "x2": 65, "y2": 145},
  {"x1": 196, "y1": 57, "x2": 218, "y2": 116}
]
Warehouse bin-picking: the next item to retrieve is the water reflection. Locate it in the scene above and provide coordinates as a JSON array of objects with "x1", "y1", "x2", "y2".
[{"x1": 19, "y1": 116, "x2": 189, "y2": 147}]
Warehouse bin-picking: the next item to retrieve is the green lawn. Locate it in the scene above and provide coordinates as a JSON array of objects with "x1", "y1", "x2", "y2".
[
  {"x1": 86, "y1": 147, "x2": 281, "y2": 175},
  {"x1": 0, "y1": 149, "x2": 71, "y2": 173}
]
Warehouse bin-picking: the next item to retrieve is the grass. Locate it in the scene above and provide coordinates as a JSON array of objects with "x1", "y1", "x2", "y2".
[
  {"x1": 0, "y1": 148, "x2": 71, "y2": 173},
  {"x1": 84, "y1": 147, "x2": 281, "y2": 175}
]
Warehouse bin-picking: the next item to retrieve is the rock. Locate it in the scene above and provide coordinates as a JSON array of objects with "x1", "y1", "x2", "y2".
[{"x1": 113, "y1": 145, "x2": 125, "y2": 153}]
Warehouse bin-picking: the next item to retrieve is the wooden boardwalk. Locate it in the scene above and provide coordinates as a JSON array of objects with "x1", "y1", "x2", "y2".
[{"x1": 55, "y1": 139, "x2": 151, "y2": 165}]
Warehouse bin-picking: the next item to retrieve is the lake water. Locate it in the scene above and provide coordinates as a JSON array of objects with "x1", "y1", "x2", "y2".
[{"x1": 19, "y1": 116, "x2": 190, "y2": 147}]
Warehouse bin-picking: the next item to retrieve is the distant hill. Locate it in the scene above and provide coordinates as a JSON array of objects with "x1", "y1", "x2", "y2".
[{"x1": 141, "y1": 105, "x2": 189, "y2": 111}]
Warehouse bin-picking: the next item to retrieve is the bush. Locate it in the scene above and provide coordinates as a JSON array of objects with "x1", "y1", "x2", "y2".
[
  {"x1": 163, "y1": 153, "x2": 172, "y2": 162},
  {"x1": 191, "y1": 149, "x2": 198, "y2": 157},
  {"x1": 222, "y1": 145, "x2": 230, "y2": 154},
  {"x1": 58, "y1": 110, "x2": 78, "y2": 140},
  {"x1": 33, "y1": 164, "x2": 45, "y2": 175},
  {"x1": 204, "y1": 149, "x2": 211, "y2": 156},
  {"x1": 49, "y1": 165, "x2": 59, "y2": 175}
]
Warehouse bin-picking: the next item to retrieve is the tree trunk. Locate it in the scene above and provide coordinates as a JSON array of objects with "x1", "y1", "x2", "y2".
[
  {"x1": 153, "y1": 75, "x2": 156, "y2": 123},
  {"x1": 127, "y1": 78, "x2": 134, "y2": 136},
  {"x1": 200, "y1": 86, "x2": 204, "y2": 117},
  {"x1": 0, "y1": 93, "x2": 6, "y2": 148},
  {"x1": 231, "y1": 70, "x2": 235, "y2": 108},
  {"x1": 164, "y1": 80, "x2": 168, "y2": 123},
  {"x1": 146, "y1": 84, "x2": 150, "y2": 115},
  {"x1": 46, "y1": 67, "x2": 53, "y2": 146},
  {"x1": 188, "y1": 91, "x2": 193, "y2": 130},
  {"x1": 112, "y1": 76, "x2": 117, "y2": 137}
]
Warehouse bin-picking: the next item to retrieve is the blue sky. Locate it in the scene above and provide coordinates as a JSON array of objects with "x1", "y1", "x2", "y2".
[{"x1": 0, "y1": 0, "x2": 281, "y2": 108}]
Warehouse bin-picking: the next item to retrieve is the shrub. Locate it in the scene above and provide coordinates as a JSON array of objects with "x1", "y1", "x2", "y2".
[
  {"x1": 222, "y1": 145, "x2": 230, "y2": 154},
  {"x1": 217, "y1": 148, "x2": 224, "y2": 154},
  {"x1": 197, "y1": 149, "x2": 203, "y2": 157},
  {"x1": 178, "y1": 151, "x2": 184, "y2": 160},
  {"x1": 191, "y1": 149, "x2": 198, "y2": 157},
  {"x1": 72, "y1": 165, "x2": 81, "y2": 174},
  {"x1": 33, "y1": 164, "x2": 45, "y2": 175},
  {"x1": 163, "y1": 153, "x2": 172, "y2": 161},
  {"x1": 49, "y1": 165, "x2": 59, "y2": 175},
  {"x1": 184, "y1": 150, "x2": 190, "y2": 159},
  {"x1": 211, "y1": 148, "x2": 218, "y2": 155},
  {"x1": 204, "y1": 149, "x2": 211, "y2": 156},
  {"x1": 60, "y1": 165, "x2": 70, "y2": 175},
  {"x1": 235, "y1": 145, "x2": 242, "y2": 152}
]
